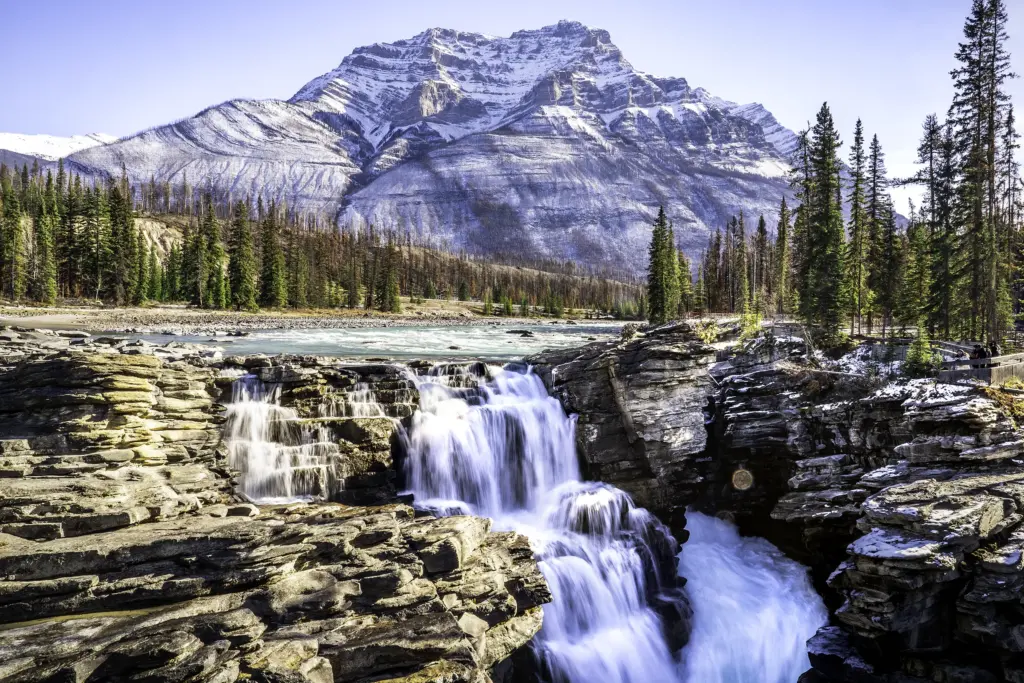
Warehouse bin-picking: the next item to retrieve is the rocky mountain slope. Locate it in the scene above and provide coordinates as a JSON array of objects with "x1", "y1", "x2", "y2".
[{"x1": 62, "y1": 21, "x2": 797, "y2": 274}]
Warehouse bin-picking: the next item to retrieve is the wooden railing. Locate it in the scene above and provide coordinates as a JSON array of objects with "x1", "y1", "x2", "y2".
[{"x1": 938, "y1": 352, "x2": 1024, "y2": 384}]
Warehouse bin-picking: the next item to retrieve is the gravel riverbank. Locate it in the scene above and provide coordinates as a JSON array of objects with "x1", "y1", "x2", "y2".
[{"x1": 0, "y1": 303, "x2": 598, "y2": 336}]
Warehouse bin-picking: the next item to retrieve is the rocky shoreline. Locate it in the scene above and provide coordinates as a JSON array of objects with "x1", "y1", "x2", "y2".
[{"x1": 5, "y1": 320, "x2": 1024, "y2": 682}]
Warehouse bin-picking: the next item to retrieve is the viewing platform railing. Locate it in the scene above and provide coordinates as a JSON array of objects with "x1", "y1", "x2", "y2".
[{"x1": 938, "y1": 352, "x2": 1024, "y2": 384}]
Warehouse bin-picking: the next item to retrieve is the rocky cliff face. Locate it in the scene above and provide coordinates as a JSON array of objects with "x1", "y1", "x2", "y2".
[
  {"x1": 704, "y1": 336, "x2": 1024, "y2": 682},
  {"x1": 536, "y1": 323, "x2": 1024, "y2": 682},
  {"x1": 0, "y1": 334, "x2": 550, "y2": 683},
  {"x1": 529, "y1": 322, "x2": 717, "y2": 536},
  {"x1": 62, "y1": 21, "x2": 796, "y2": 274}
]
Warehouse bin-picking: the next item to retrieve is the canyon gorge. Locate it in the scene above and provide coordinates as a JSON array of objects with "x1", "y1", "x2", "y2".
[{"x1": 1, "y1": 322, "x2": 1022, "y2": 682}]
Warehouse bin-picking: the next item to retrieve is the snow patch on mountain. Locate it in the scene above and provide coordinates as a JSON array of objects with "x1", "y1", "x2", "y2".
[{"x1": 0, "y1": 133, "x2": 117, "y2": 161}]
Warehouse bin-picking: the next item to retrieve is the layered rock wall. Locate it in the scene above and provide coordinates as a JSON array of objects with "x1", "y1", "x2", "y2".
[
  {"x1": 0, "y1": 344, "x2": 550, "y2": 683},
  {"x1": 697, "y1": 335, "x2": 1024, "y2": 682},
  {"x1": 529, "y1": 322, "x2": 716, "y2": 535},
  {"x1": 537, "y1": 323, "x2": 1024, "y2": 682}
]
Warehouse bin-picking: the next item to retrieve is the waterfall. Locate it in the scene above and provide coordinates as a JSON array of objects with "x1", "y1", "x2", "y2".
[
  {"x1": 677, "y1": 512, "x2": 828, "y2": 683},
  {"x1": 224, "y1": 363, "x2": 828, "y2": 682},
  {"x1": 224, "y1": 375, "x2": 342, "y2": 503},
  {"x1": 318, "y1": 381, "x2": 387, "y2": 418},
  {"x1": 403, "y1": 365, "x2": 685, "y2": 683}
]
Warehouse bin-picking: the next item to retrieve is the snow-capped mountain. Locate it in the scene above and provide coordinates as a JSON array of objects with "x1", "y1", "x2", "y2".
[
  {"x1": 66, "y1": 21, "x2": 798, "y2": 274},
  {"x1": 0, "y1": 132, "x2": 117, "y2": 161}
]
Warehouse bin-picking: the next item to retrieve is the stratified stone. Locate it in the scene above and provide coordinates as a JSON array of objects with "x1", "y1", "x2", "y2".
[{"x1": 529, "y1": 321, "x2": 716, "y2": 534}]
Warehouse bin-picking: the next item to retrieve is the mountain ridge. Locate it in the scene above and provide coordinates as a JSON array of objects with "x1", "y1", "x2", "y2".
[
  {"x1": 43, "y1": 20, "x2": 798, "y2": 274},
  {"x1": 0, "y1": 132, "x2": 116, "y2": 161}
]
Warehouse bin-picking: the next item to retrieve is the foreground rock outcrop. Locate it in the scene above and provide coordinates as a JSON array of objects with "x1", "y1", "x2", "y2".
[{"x1": 0, "y1": 339, "x2": 550, "y2": 683}]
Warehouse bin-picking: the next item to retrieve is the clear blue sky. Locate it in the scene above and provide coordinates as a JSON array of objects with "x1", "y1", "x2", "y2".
[{"x1": 3, "y1": 0, "x2": 1022, "y2": 208}]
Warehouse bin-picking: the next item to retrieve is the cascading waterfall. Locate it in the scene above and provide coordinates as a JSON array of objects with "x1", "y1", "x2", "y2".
[
  {"x1": 224, "y1": 361, "x2": 828, "y2": 682},
  {"x1": 318, "y1": 382, "x2": 387, "y2": 418},
  {"x1": 677, "y1": 512, "x2": 828, "y2": 683},
  {"x1": 224, "y1": 375, "x2": 342, "y2": 503},
  {"x1": 403, "y1": 365, "x2": 685, "y2": 682}
]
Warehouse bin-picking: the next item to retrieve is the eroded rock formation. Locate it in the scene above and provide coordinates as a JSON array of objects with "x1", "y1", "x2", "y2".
[
  {"x1": 538, "y1": 321, "x2": 1024, "y2": 682},
  {"x1": 0, "y1": 335, "x2": 550, "y2": 683},
  {"x1": 528, "y1": 322, "x2": 717, "y2": 536}
]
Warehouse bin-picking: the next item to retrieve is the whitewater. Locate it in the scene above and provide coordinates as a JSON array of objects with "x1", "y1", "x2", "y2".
[{"x1": 224, "y1": 361, "x2": 827, "y2": 682}]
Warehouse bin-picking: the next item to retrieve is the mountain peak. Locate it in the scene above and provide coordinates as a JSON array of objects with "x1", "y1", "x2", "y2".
[{"x1": 58, "y1": 21, "x2": 799, "y2": 275}]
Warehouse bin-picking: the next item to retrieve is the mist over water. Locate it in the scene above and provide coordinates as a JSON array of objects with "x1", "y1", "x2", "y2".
[{"x1": 678, "y1": 512, "x2": 828, "y2": 683}]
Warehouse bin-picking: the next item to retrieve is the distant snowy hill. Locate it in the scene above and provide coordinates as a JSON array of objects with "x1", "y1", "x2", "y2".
[
  {"x1": 0, "y1": 132, "x2": 117, "y2": 162},
  {"x1": 65, "y1": 21, "x2": 799, "y2": 274}
]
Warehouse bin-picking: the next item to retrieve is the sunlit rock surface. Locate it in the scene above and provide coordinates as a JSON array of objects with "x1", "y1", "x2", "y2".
[{"x1": 0, "y1": 339, "x2": 549, "y2": 683}]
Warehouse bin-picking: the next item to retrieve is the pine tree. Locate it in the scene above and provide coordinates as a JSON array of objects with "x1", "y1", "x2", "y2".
[
  {"x1": 1, "y1": 165, "x2": 25, "y2": 300},
  {"x1": 805, "y1": 103, "x2": 847, "y2": 343},
  {"x1": 876, "y1": 203, "x2": 903, "y2": 332},
  {"x1": 345, "y1": 239, "x2": 361, "y2": 308},
  {"x1": 678, "y1": 250, "x2": 693, "y2": 317},
  {"x1": 195, "y1": 195, "x2": 221, "y2": 308},
  {"x1": 381, "y1": 242, "x2": 401, "y2": 313},
  {"x1": 35, "y1": 171, "x2": 58, "y2": 304},
  {"x1": 693, "y1": 272, "x2": 706, "y2": 317},
  {"x1": 482, "y1": 288, "x2": 494, "y2": 315},
  {"x1": 228, "y1": 201, "x2": 258, "y2": 311},
  {"x1": 753, "y1": 214, "x2": 769, "y2": 316},
  {"x1": 134, "y1": 228, "x2": 149, "y2": 305},
  {"x1": 664, "y1": 223, "x2": 681, "y2": 318},
  {"x1": 945, "y1": 0, "x2": 1016, "y2": 341},
  {"x1": 259, "y1": 203, "x2": 287, "y2": 308},
  {"x1": 733, "y1": 213, "x2": 749, "y2": 314},
  {"x1": 147, "y1": 244, "x2": 162, "y2": 301},
  {"x1": 165, "y1": 244, "x2": 181, "y2": 301},
  {"x1": 774, "y1": 197, "x2": 792, "y2": 315},
  {"x1": 108, "y1": 174, "x2": 137, "y2": 304},
  {"x1": 846, "y1": 119, "x2": 870, "y2": 334},
  {"x1": 83, "y1": 186, "x2": 110, "y2": 301},
  {"x1": 790, "y1": 131, "x2": 813, "y2": 319},
  {"x1": 897, "y1": 208, "x2": 932, "y2": 328},
  {"x1": 646, "y1": 207, "x2": 670, "y2": 324},
  {"x1": 865, "y1": 134, "x2": 889, "y2": 333}
]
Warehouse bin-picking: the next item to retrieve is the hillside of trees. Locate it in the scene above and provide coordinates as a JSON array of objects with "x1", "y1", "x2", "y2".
[
  {"x1": 647, "y1": 0, "x2": 1020, "y2": 348},
  {"x1": 0, "y1": 164, "x2": 643, "y2": 318}
]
